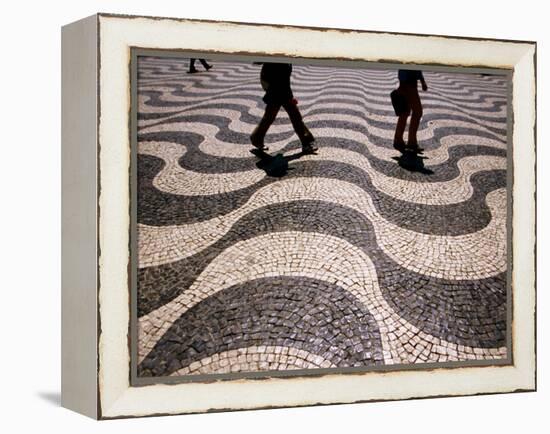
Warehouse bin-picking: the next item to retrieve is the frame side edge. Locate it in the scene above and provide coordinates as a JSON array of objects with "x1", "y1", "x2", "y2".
[{"x1": 61, "y1": 13, "x2": 99, "y2": 419}]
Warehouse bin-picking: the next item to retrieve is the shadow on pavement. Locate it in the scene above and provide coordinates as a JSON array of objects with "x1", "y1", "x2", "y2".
[
  {"x1": 252, "y1": 149, "x2": 316, "y2": 177},
  {"x1": 392, "y1": 151, "x2": 434, "y2": 175}
]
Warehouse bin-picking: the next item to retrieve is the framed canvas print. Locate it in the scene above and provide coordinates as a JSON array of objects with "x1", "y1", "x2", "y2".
[{"x1": 61, "y1": 13, "x2": 536, "y2": 419}]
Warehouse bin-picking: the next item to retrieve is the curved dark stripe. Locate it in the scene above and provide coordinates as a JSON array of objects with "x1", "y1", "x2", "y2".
[
  {"x1": 139, "y1": 129, "x2": 261, "y2": 172},
  {"x1": 431, "y1": 82, "x2": 507, "y2": 91},
  {"x1": 348, "y1": 140, "x2": 506, "y2": 182},
  {"x1": 138, "y1": 110, "x2": 191, "y2": 121},
  {"x1": 137, "y1": 71, "x2": 507, "y2": 102},
  {"x1": 138, "y1": 107, "x2": 505, "y2": 170},
  {"x1": 138, "y1": 62, "x2": 259, "y2": 79},
  {"x1": 292, "y1": 71, "x2": 505, "y2": 95},
  {"x1": 140, "y1": 69, "x2": 259, "y2": 86},
  {"x1": 304, "y1": 105, "x2": 506, "y2": 130},
  {"x1": 138, "y1": 89, "x2": 507, "y2": 127},
  {"x1": 137, "y1": 276, "x2": 385, "y2": 377},
  {"x1": 421, "y1": 72, "x2": 507, "y2": 87},
  {"x1": 294, "y1": 83, "x2": 507, "y2": 105},
  {"x1": 138, "y1": 63, "x2": 187, "y2": 74},
  {"x1": 297, "y1": 90, "x2": 506, "y2": 115},
  {"x1": 137, "y1": 110, "x2": 506, "y2": 178},
  {"x1": 138, "y1": 73, "x2": 258, "y2": 85},
  {"x1": 138, "y1": 145, "x2": 505, "y2": 229},
  {"x1": 276, "y1": 113, "x2": 506, "y2": 148},
  {"x1": 138, "y1": 74, "x2": 259, "y2": 88},
  {"x1": 138, "y1": 152, "x2": 268, "y2": 225},
  {"x1": 139, "y1": 84, "x2": 507, "y2": 115},
  {"x1": 136, "y1": 72, "x2": 403, "y2": 91},
  {"x1": 137, "y1": 200, "x2": 506, "y2": 349},
  {"x1": 137, "y1": 94, "x2": 507, "y2": 126},
  {"x1": 139, "y1": 103, "x2": 507, "y2": 140},
  {"x1": 418, "y1": 75, "x2": 507, "y2": 89},
  {"x1": 139, "y1": 88, "x2": 258, "y2": 109},
  {"x1": 137, "y1": 97, "x2": 264, "y2": 121},
  {"x1": 138, "y1": 121, "x2": 505, "y2": 185},
  {"x1": 137, "y1": 60, "x2": 507, "y2": 92},
  {"x1": 372, "y1": 169, "x2": 506, "y2": 234},
  {"x1": 427, "y1": 85, "x2": 507, "y2": 98},
  {"x1": 140, "y1": 83, "x2": 507, "y2": 119}
]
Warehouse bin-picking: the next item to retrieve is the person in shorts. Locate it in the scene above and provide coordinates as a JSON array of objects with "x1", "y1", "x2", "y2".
[{"x1": 393, "y1": 69, "x2": 428, "y2": 153}]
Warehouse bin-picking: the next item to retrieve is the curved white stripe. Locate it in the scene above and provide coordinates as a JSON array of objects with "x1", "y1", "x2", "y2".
[
  {"x1": 139, "y1": 64, "x2": 506, "y2": 95},
  {"x1": 138, "y1": 63, "x2": 259, "y2": 83},
  {"x1": 301, "y1": 148, "x2": 506, "y2": 205},
  {"x1": 139, "y1": 232, "x2": 506, "y2": 365},
  {"x1": 140, "y1": 73, "x2": 507, "y2": 111},
  {"x1": 140, "y1": 82, "x2": 507, "y2": 118},
  {"x1": 139, "y1": 68, "x2": 507, "y2": 99},
  {"x1": 139, "y1": 102, "x2": 506, "y2": 142},
  {"x1": 139, "y1": 141, "x2": 264, "y2": 196},
  {"x1": 138, "y1": 94, "x2": 507, "y2": 130},
  {"x1": 139, "y1": 71, "x2": 507, "y2": 110},
  {"x1": 139, "y1": 95, "x2": 507, "y2": 133},
  {"x1": 138, "y1": 177, "x2": 507, "y2": 282},
  {"x1": 138, "y1": 62, "x2": 507, "y2": 97},
  {"x1": 139, "y1": 117, "x2": 505, "y2": 165},
  {"x1": 140, "y1": 140, "x2": 505, "y2": 205},
  {"x1": 139, "y1": 63, "x2": 396, "y2": 82},
  {"x1": 171, "y1": 345, "x2": 337, "y2": 375},
  {"x1": 143, "y1": 104, "x2": 506, "y2": 142},
  {"x1": 298, "y1": 78, "x2": 507, "y2": 103},
  {"x1": 142, "y1": 80, "x2": 507, "y2": 106},
  {"x1": 137, "y1": 72, "x2": 508, "y2": 113}
]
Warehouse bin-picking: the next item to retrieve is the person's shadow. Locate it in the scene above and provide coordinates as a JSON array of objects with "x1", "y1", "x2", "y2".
[
  {"x1": 392, "y1": 151, "x2": 434, "y2": 175},
  {"x1": 252, "y1": 148, "x2": 315, "y2": 177}
]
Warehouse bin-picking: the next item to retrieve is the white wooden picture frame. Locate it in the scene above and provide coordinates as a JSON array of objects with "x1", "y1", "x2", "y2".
[{"x1": 61, "y1": 13, "x2": 536, "y2": 419}]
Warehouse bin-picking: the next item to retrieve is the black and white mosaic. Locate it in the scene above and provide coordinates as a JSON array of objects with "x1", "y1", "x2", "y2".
[{"x1": 136, "y1": 57, "x2": 509, "y2": 378}]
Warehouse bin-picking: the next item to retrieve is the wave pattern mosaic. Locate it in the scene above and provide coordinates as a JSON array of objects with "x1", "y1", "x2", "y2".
[{"x1": 135, "y1": 56, "x2": 509, "y2": 378}]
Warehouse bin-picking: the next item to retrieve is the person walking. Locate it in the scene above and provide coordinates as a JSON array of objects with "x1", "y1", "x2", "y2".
[
  {"x1": 188, "y1": 58, "x2": 212, "y2": 73},
  {"x1": 250, "y1": 62, "x2": 317, "y2": 154},
  {"x1": 393, "y1": 69, "x2": 428, "y2": 153}
]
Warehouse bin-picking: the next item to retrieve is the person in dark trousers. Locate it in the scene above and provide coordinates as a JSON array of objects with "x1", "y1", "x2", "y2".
[
  {"x1": 188, "y1": 58, "x2": 212, "y2": 73},
  {"x1": 393, "y1": 69, "x2": 428, "y2": 153},
  {"x1": 250, "y1": 63, "x2": 316, "y2": 154}
]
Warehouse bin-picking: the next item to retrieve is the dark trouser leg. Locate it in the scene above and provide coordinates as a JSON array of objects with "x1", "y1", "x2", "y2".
[
  {"x1": 189, "y1": 59, "x2": 197, "y2": 72},
  {"x1": 282, "y1": 101, "x2": 313, "y2": 145},
  {"x1": 407, "y1": 88, "x2": 423, "y2": 145},
  {"x1": 199, "y1": 59, "x2": 211, "y2": 69},
  {"x1": 251, "y1": 104, "x2": 280, "y2": 147}
]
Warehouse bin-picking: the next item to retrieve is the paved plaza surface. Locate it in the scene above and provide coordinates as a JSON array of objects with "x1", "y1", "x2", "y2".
[{"x1": 135, "y1": 57, "x2": 508, "y2": 378}]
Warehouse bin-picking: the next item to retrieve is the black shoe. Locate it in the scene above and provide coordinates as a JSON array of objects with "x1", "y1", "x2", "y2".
[
  {"x1": 187, "y1": 68, "x2": 198, "y2": 74},
  {"x1": 301, "y1": 132, "x2": 315, "y2": 146},
  {"x1": 407, "y1": 143, "x2": 424, "y2": 153},
  {"x1": 302, "y1": 143, "x2": 318, "y2": 154},
  {"x1": 205, "y1": 64, "x2": 212, "y2": 70},
  {"x1": 250, "y1": 134, "x2": 267, "y2": 151},
  {"x1": 393, "y1": 141, "x2": 406, "y2": 152}
]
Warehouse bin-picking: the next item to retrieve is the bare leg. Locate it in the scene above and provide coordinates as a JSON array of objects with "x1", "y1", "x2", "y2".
[
  {"x1": 394, "y1": 114, "x2": 409, "y2": 145},
  {"x1": 407, "y1": 88, "x2": 423, "y2": 146},
  {"x1": 250, "y1": 104, "x2": 281, "y2": 148}
]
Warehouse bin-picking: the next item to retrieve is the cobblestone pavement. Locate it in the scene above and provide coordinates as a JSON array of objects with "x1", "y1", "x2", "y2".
[{"x1": 136, "y1": 57, "x2": 508, "y2": 378}]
